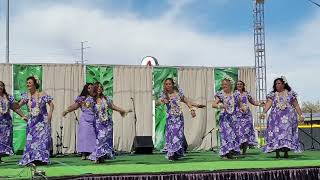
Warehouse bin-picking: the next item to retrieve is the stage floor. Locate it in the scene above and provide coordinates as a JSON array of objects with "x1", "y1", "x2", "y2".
[{"x1": 0, "y1": 149, "x2": 320, "y2": 179}]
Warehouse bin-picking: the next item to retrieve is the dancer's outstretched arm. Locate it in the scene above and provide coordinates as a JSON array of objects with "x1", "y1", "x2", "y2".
[
  {"x1": 183, "y1": 97, "x2": 206, "y2": 108},
  {"x1": 181, "y1": 96, "x2": 197, "y2": 118},
  {"x1": 11, "y1": 102, "x2": 28, "y2": 121},
  {"x1": 47, "y1": 101, "x2": 54, "y2": 121},
  {"x1": 260, "y1": 99, "x2": 272, "y2": 119},
  {"x1": 110, "y1": 103, "x2": 131, "y2": 117},
  {"x1": 248, "y1": 98, "x2": 264, "y2": 107},
  {"x1": 62, "y1": 103, "x2": 80, "y2": 117},
  {"x1": 212, "y1": 97, "x2": 225, "y2": 109},
  {"x1": 292, "y1": 99, "x2": 304, "y2": 122}
]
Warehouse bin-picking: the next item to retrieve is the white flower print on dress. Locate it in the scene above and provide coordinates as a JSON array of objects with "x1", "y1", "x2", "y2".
[
  {"x1": 26, "y1": 134, "x2": 33, "y2": 141},
  {"x1": 172, "y1": 136, "x2": 179, "y2": 144},
  {"x1": 281, "y1": 115, "x2": 289, "y2": 124},
  {"x1": 268, "y1": 131, "x2": 273, "y2": 137},
  {"x1": 31, "y1": 143, "x2": 38, "y2": 150}
]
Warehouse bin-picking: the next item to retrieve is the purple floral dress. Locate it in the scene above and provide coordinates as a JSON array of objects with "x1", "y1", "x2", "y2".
[
  {"x1": 263, "y1": 91, "x2": 301, "y2": 153},
  {"x1": 160, "y1": 89, "x2": 185, "y2": 158},
  {"x1": 234, "y1": 90, "x2": 257, "y2": 147},
  {"x1": 215, "y1": 91, "x2": 240, "y2": 156},
  {"x1": 19, "y1": 93, "x2": 53, "y2": 165},
  {"x1": 89, "y1": 96, "x2": 114, "y2": 161},
  {"x1": 75, "y1": 96, "x2": 97, "y2": 154},
  {"x1": 0, "y1": 95, "x2": 15, "y2": 156}
]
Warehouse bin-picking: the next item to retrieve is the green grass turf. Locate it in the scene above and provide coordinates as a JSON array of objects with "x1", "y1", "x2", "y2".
[{"x1": 0, "y1": 150, "x2": 319, "y2": 180}]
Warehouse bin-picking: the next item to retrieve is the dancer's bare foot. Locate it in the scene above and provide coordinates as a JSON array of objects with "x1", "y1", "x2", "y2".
[
  {"x1": 242, "y1": 143, "x2": 248, "y2": 155},
  {"x1": 94, "y1": 160, "x2": 100, "y2": 164},
  {"x1": 227, "y1": 153, "x2": 236, "y2": 159},
  {"x1": 221, "y1": 156, "x2": 229, "y2": 160},
  {"x1": 99, "y1": 157, "x2": 105, "y2": 163},
  {"x1": 275, "y1": 151, "x2": 280, "y2": 159},
  {"x1": 168, "y1": 156, "x2": 176, "y2": 161}
]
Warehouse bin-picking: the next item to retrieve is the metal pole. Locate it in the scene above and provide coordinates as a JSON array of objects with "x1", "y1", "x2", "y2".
[
  {"x1": 6, "y1": 0, "x2": 10, "y2": 63},
  {"x1": 310, "y1": 109, "x2": 314, "y2": 149}
]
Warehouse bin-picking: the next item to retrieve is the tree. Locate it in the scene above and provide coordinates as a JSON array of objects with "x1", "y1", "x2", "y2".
[{"x1": 301, "y1": 101, "x2": 320, "y2": 113}]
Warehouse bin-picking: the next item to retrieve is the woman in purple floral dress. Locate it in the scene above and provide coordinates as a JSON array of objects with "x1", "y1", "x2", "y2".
[
  {"x1": 0, "y1": 81, "x2": 27, "y2": 163},
  {"x1": 63, "y1": 83, "x2": 96, "y2": 160},
  {"x1": 89, "y1": 82, "x2": 131, "y2": 163},
  {"x1": 158, "y1": 78, "x2": 203, "y2": 161},
  {"x1": 234, "y1": 81, "x2": 263, "y2": 154},
  {"x1": 19, "y1": 77, "x2": 54, "y2": 166},
  {"x1": 212, "y1": 78, "x2": 240, "y2": 159},
  {"x1": 261, "y1": 77, "x2": 304, "y2": 159}
]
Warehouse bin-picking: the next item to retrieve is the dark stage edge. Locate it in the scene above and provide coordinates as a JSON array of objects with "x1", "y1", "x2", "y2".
[{"x1": 49, "y1": 166, "x2": 320, "y2": 180}]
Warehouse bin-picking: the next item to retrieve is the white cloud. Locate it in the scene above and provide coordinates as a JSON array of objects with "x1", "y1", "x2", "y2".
[
  {"x1": 0, "y1": 4, "x2": 253, "y2": 66},
  {"x1": 163, "y1": 0, "x2": 195, "y2": 21},
  {"x1": 266, "y1": 11, "x2": 320, "y2": 102},
  {"x1": 0, "y1": 2, "x2": 318, "y2": 102}
]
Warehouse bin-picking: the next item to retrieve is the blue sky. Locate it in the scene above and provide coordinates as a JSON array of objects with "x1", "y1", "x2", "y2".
[
  {"x1": 83, "y1": 0, "x2": 315, "y2": 34},
  {"x1": 0, "y1": 1, "x2": 316, "y2": 34},
  {"x1": 0, "y1": 0, "x2": 319, "y2": 102},
  {"x1": 124, "y1": 0, "x2": 316, "y2": 34}
]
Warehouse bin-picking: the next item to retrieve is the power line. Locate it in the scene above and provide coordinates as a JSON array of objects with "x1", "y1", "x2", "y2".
[{"x1": 307, "y1": 0, "x2": 320, "y2": 7}]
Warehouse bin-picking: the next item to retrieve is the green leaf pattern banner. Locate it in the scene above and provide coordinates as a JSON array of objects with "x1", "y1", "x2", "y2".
[
  {"x1": 13, "y1": 65, "x2": 43, "y2": 152},
  {"x1": 86, "y1": 65, "x2": 114, "y2": 115},
  {"x1": 153, "y1": 67, "x2": 178, "y2": 150},
  {"x1": 9, "y1": 65, "x2": 240, "y2": 153},
  {"x1": 86, "y1": 65, "x2": 113, "y2": 97}
]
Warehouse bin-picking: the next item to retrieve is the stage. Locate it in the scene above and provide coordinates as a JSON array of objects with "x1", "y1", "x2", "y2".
[{"x1": 0, "y1": 149, "x2": 319, "y2": 180}]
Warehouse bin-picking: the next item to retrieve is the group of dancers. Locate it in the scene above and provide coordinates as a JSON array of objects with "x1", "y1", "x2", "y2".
[
  {"x1": 0, "y1": 75, "x2": 304, "y2": 166},
  {"x1": 151, "y1": 76, "x2": 303, "y2": 160},
  {"x1": 62, "y1": 82, "x2": 130, "y2": 163},
  {"x1": 211, "y1": 76, "x2": 303, "y2": 159},
  {"x1": 0, "y1": 77, "x2": 130, "y2": 165}
]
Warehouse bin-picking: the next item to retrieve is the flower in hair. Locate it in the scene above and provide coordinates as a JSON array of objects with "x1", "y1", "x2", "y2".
[
  {"x1": 32, "y1": 75, "x2": 41, "y2": 85},
  {"x1": 280, "y1": 76, "x2": 288, "y2": 84},
  {"x1": 223, "y1": 76, "x2": 235, "y2": 85},
  {"x1": 172, "y1": 77, "x2": 177, "y2": 84}
]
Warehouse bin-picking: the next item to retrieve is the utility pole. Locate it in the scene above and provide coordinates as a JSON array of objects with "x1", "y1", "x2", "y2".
[
  {"x1": 81, "y1": 41, "x2": 84, "y2": 64},
  {"x1": 6, "y1": 0, "x2": 10, "y2": 63},
  {"x1": 76, "y1": 41, "x2": 90, "y2": 64}
]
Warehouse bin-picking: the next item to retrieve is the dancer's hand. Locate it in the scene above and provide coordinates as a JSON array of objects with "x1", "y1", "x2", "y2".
[
  {"x1": 259, "y1": 101, "x2": 265, "y2": 107},
  {"x1": 120, "y1": 109, "x2": 132, "y2": 117},
  {"x1": 160, "y1": 99, "x2": 169, "y2": 104},
  {"x1": 298, "y1": 115, "x2": 304, "y2": 123},
  {"x1": 190, "y1": 109, "x2": 196, "y2": 118},
  {"x1": 22, "y1": 116, "x2": 28, "y2": 122},
  {"x1": 240, "y1": 105, "x2": 247, "y2": 112},
  {"x1": 259, "y1": 113, "x2": 266, "y2": 120},
  {"x1": 62, "y1": 110, "x2": 68, "y2": 117},
  {"x1": 120, "y1": 110, "x2": 126, "y2": 117},
  {"x1": 196, "y1": 104, "x2": 206, "y2": 108},
  {"x1": 218, "y1": 103, "x2": 226, "y2": 110}
]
